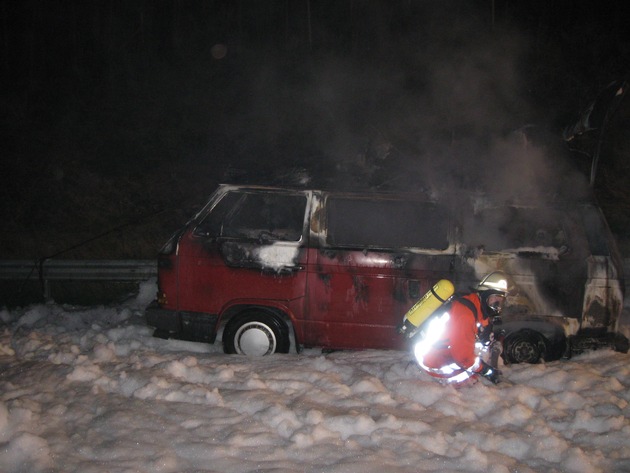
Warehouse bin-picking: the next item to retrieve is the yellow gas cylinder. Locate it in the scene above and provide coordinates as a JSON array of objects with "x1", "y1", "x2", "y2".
[{"x1": 398, "y1": 279, "x2": 455, "y2": 338}]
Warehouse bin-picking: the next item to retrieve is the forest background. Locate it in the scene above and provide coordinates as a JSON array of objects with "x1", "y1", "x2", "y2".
[{"x1": 2, "y1": 1, "x2": 629, "y2": 266}]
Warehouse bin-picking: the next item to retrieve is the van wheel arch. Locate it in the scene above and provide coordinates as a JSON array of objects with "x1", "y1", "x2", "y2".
[{"x1": 222, "y1": 308, "x2": 291, "y2": 356}]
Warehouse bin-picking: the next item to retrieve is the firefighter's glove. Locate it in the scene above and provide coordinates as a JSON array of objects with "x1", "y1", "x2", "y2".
[
  {"x1": 478, "y1": 360, "x2": 502, "y2": 384},
  {"x1": 493, "y1": 328, "x2": 506, "y2": 342}
]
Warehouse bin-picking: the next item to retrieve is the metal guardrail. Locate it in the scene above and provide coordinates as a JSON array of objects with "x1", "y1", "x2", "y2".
[
  {"x1": 1, "y1": 258, "x2": 629, "y2": 301},
  {"x1": 0, "y1": 260, "x2": 157, "y2": 300},
  {"x1": 0, "y1": 260, "x2": 157, "y2": 281}
]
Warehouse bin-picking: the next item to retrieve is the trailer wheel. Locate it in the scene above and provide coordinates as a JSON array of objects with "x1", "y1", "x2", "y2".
[
  {"x1": 223, "y1": 310, "x2": 290, "y2": 356},
  {"x1": 503, "y1": 330, "x2": 546, "y2": 364}
]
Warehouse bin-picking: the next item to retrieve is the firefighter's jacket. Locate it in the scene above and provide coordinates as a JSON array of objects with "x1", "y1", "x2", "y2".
[{"x1": 421, "y1": 293, "x2": 489, "y2": 375}]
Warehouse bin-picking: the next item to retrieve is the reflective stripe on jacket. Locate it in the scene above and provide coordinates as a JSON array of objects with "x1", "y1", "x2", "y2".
[{"x1": 421, "y1": 293, "x2": 489, "y2": 373}]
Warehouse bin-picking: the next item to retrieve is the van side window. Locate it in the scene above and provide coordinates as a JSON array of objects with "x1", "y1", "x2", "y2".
[
  {"x1": 326, "y1": 197, "x2": 449, "y2": 250},
  {"x1": 464, "y1": 207, "x2": 568, "y2": 250},
  {"x1": 196, "y1": 191, "x2": 307, "y2": 242}
]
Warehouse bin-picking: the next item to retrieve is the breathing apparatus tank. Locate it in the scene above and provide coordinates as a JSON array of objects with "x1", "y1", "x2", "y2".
[{"x1": 398, "y1": 279, "x2": 455, "y2": 339}]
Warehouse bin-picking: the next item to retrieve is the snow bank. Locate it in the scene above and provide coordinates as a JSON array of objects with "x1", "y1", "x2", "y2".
[{"x1": 1, "y1": 280, "x2": 630, "y2": 472}]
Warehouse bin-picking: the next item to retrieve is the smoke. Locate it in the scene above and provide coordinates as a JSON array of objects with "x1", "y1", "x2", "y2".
[{"x1": 217, "y1": 5, "x2": 590, "y2": 204}]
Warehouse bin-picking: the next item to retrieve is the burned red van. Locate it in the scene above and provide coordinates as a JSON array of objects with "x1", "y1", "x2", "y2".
[{"x1": 146, "y1": 184, "x2": 628, "y2": 362}]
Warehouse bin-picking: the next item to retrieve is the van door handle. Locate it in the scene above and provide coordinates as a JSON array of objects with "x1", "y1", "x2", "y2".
[{"x1": 408, "y1": 280, "x2": 420, "y2": 299}]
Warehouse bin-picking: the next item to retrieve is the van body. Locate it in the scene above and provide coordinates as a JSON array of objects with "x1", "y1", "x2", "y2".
[{"x1": 146, "y1": 184, "x2": 628, "y2": 362}]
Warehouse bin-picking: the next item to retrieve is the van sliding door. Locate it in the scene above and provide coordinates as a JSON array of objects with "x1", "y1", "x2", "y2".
[{"x1": 304, "y1": 194, "x2": 454, "y2": 350}]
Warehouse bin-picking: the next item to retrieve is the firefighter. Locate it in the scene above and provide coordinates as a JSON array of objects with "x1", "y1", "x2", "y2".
[{"x1": 412, "y1": 271, "x2": 510, "y2": 386}]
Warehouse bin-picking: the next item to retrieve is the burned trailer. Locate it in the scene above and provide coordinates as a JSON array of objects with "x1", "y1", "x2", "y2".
[
  {"x1": 145, "y1": 183, "x2": 627, "y2": 362},
  {"x1": 457, "y1": 195, "x2": 627, "y2": 363}
]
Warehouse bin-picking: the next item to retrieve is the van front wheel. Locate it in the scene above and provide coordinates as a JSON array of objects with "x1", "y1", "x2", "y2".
[
  {"x1": 503, "y1": 329, "x2": 546, "y2": 364},
  {"x1": 223, "y1": 311, "x2": 290, "y2": 356}
]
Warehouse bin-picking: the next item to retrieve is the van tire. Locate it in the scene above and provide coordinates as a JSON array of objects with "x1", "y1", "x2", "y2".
[
  {"x1": 503, "y1": 329, "x2": 546, "y2": 364},
  {"x1": 223, "y1": 310, "x2": 290, "y2": 356}
]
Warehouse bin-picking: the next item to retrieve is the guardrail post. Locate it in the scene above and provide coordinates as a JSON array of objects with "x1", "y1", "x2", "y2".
[{"x1": 38, "y1": 259, "x2": 52, "y2": 302}]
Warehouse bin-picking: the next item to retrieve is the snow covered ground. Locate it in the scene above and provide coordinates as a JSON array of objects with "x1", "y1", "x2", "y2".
[{"x1": 1, "y1": 280, "x2": 630, "y2": 473}]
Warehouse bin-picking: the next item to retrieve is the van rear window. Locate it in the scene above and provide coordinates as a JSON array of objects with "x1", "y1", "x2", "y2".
[{"x1": 326, "y1": 197, "x2": 449, "y2": 250}]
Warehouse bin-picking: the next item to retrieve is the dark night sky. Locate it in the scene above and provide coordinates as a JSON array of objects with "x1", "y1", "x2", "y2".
[{"x1": 2, "y1": 1, "x2": 630, "y2": 258}]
